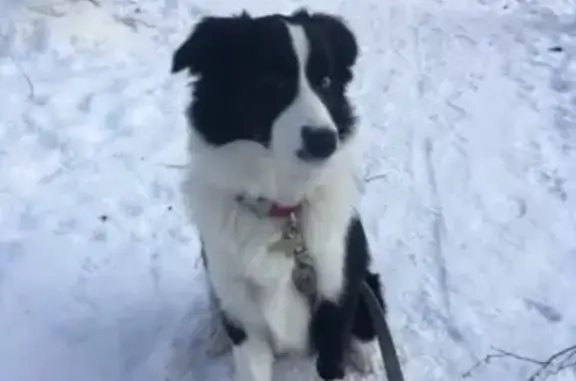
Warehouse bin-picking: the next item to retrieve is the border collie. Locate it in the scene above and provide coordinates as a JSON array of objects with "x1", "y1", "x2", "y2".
[{"x1": 171, "y1": 9, "x2": 386, "y2": 381}]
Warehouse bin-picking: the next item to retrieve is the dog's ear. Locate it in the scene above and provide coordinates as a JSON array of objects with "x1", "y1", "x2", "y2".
[
  {"x1": 293, "y1": 10, "x2": 358, "y2": 82},
  {"x1": 171, "y1": 13, "x2": 252, "y2": 75},
  {"x1": 172, "y1": 17, "x2": 213, "y2": 75}
]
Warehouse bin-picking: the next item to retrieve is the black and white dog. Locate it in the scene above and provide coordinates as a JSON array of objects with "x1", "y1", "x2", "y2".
[{"x1": 171, "y1": 9, "x2": 386, "y2": 381}]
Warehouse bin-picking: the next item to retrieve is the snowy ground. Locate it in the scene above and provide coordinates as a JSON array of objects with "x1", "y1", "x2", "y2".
[{"x1": 1, "y1": 0, "x2": 575, "y2": 380}]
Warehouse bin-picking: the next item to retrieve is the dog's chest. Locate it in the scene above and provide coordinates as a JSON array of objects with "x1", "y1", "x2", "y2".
[
  {"x1": 210, "y1": 206, "x2": 316, "y2": 355},
  {"x1": 235, "y1": 197, "x2": 318, "y2": 300}
]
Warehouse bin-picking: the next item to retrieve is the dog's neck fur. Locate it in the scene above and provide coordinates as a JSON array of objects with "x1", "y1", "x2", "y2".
[{"x1": 185, "y1": 129, "x2": 359, "y2": 208}]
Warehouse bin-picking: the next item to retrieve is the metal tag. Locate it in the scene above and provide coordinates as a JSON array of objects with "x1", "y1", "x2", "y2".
[
  {"x1": 292, "y1": 260, "x2": 317, "y2": 298},
  {"x1": 268, "y1": 237, "x2": 301, "y2": 255},
  {"x1": 267, "y1": 212, "x2": 318, "y2": 301}
]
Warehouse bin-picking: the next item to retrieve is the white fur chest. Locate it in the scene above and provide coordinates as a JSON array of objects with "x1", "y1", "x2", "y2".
[{"x1": 184, "y1": 181, "x2": 313, "y2": 355}]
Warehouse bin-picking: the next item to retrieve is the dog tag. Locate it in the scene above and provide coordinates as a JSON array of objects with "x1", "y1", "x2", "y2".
[
  {"x1": 292, "y1": 259, "x2": 317, "y2": 298},
  {"x1": 268, "y1": 237, "x2": 300, "y2": 255}
]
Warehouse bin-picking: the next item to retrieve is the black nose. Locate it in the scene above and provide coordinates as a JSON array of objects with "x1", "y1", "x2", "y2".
[{"x1": 299, "y1": 126, "x2": 338, "y2": 160}]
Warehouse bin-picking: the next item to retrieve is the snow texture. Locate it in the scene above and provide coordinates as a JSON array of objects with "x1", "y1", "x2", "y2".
[{"x1": 1, "y1": 0, "x2": 575, "y2": 380}]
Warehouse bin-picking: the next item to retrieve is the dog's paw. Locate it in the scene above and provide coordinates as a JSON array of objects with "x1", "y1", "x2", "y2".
[
  {"x1": 311, "y1": 375, "x2": 342, "y2": 381},
  {"x1": 347, "y1": 340, "x2": 380, "y2": 375},
  {"x1": 316, "y1": 357, "x2": 345, "y2": 380}
]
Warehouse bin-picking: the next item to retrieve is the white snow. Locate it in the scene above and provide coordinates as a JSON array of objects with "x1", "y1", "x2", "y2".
[{"x1": 1, "y1": 0, "x2": 575, "y2": 380}]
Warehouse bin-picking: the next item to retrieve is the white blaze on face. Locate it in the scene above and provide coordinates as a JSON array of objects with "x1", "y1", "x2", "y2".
[{"x1": 270, "y1": 23, "x2": 337, "y2": 164}]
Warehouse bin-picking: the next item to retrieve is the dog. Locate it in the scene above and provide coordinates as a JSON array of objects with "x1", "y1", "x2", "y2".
[{"x1": 171, "y1": 9, "x2": 386, "y2": 381}]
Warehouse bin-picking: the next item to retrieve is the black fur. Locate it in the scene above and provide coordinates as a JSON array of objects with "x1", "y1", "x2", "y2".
[
  {"x1": 221, "y1": 313, "x2": 248, "y2": 346},
  {"x1": 311, "y1": 215, "x2": 385, "y2": 379},
  {"x1": 293, "y1": 10, "x2": 358, "y2": 141},
  {"x1": 311, "y1": 300, "x2": 346, "y2": 379},
  {"x1": 171, "y1": 9, "x2": 358, "y2": 148}
]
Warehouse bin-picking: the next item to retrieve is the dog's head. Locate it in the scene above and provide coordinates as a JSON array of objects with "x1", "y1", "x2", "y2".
[{"x1": 172, "y1": 9, "x2": 358, "y2": 170}]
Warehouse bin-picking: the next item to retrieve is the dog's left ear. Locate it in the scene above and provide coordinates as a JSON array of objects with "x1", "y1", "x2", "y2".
[{"x1": 293, "y1": 9, "x2": 358, "y2": 82}]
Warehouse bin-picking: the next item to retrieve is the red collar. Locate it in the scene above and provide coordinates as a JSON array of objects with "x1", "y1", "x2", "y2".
[
  {"x1": 236, "y1": 195, "x2": 302, "y2": 218},
  {"x1": 268, "y1": 202, "x2": 300, "y2": 217}
]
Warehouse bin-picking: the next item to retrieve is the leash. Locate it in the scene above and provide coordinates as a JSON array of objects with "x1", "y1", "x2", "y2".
[{"x1": 359, "y1": 280, "x2": 405, "y2": 381}]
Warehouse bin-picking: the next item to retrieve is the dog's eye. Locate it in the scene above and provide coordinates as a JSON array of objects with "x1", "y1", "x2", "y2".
[{"x1": 319, "y1": 76, "x2": 332, "y2": 89}]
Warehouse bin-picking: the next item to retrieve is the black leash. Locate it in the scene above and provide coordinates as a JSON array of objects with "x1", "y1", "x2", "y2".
[{"x1": 359, "y1": 280, "x2": 405, "y2": 381}]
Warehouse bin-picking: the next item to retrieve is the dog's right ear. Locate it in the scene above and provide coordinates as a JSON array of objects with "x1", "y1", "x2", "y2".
[
  {"x1": 172, "y1": 13, "x2": 253, "y2": 75},
  {"x1": 171, "y1": 17, "x2": 220, "y2": 75}
]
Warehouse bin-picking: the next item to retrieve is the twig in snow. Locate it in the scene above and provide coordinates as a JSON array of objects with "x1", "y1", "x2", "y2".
[
  {"x1": 462, "y1": 345, "x2": 576, "y2": 380},
  {"x1": 10, "y1": 56, "x2": 35, "y2": 99},
  {"x1": 161, "y1": 164, "x2": 187, "y2": 170},
  {"x1": 493, "y1": 348, "x2": 547, "y2": 366},
  {"x1": 113, "y1": 16, "x2": 156, "y2": 32},
  {"x1": 25, "y1": 4, "x2": 66, "y2": 17},
  {"x1": 462, "y1": 347, "x2": 544, "y2": 379},
  {"x1": 365, "y1": 173, "x2": 388, "y2": 184},
  {"x1": 527, "y1": 345, "x2": 576, "y2": 381}
]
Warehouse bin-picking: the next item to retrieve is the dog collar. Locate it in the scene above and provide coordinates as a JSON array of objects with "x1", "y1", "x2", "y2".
[
  {"x1": 236, "y1": 195, "x2": 301, "y2": 218},
  {"x1": 268, "y1": 203, "x2": 300, "y2": 217}
]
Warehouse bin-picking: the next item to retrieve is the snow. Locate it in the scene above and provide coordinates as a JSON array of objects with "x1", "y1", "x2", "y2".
[{"x1": 1, "y1": 0, "x2": 575, "y2": 380}]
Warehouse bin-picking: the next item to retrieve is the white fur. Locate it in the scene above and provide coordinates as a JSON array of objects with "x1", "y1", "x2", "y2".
[
  {"x1": 181, "y1": 22, "x2": 362, "y2": 381},
  {"x1": 271, "y1": 24, "x2": 339, "y2": 165},
  {"x1": 348, "y1": 339, "x2": 381, "y2": 375}
]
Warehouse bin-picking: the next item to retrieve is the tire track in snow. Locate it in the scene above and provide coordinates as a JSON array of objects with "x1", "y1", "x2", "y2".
[
  {"x1": 423, "y1": 139, "x2": 450, "y2": 312},
  {"x1": 423, "y1": 137, "x2": 465, "y2": 344}
]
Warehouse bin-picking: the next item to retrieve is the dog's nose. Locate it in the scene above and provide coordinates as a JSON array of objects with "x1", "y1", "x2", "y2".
[{"x1": 299, "y1": 126, "x2": 338, "y2": 160}]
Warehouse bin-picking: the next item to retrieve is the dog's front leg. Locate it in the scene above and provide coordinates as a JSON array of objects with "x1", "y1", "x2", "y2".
[
  {"x1": 233, "y1": 337, "x2": 273, "y2": 381},
  {"x1": 301, "y1": 180, "x2": 357, "y2": 380},
  {"x1": 223, "y1": 316, "x2": 273, "y2": 381}
]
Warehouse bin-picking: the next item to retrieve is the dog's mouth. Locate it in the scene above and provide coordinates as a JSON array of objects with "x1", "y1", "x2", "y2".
[{"x1": 296, "y1": 149, "x2": 333, "y2": 164}]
